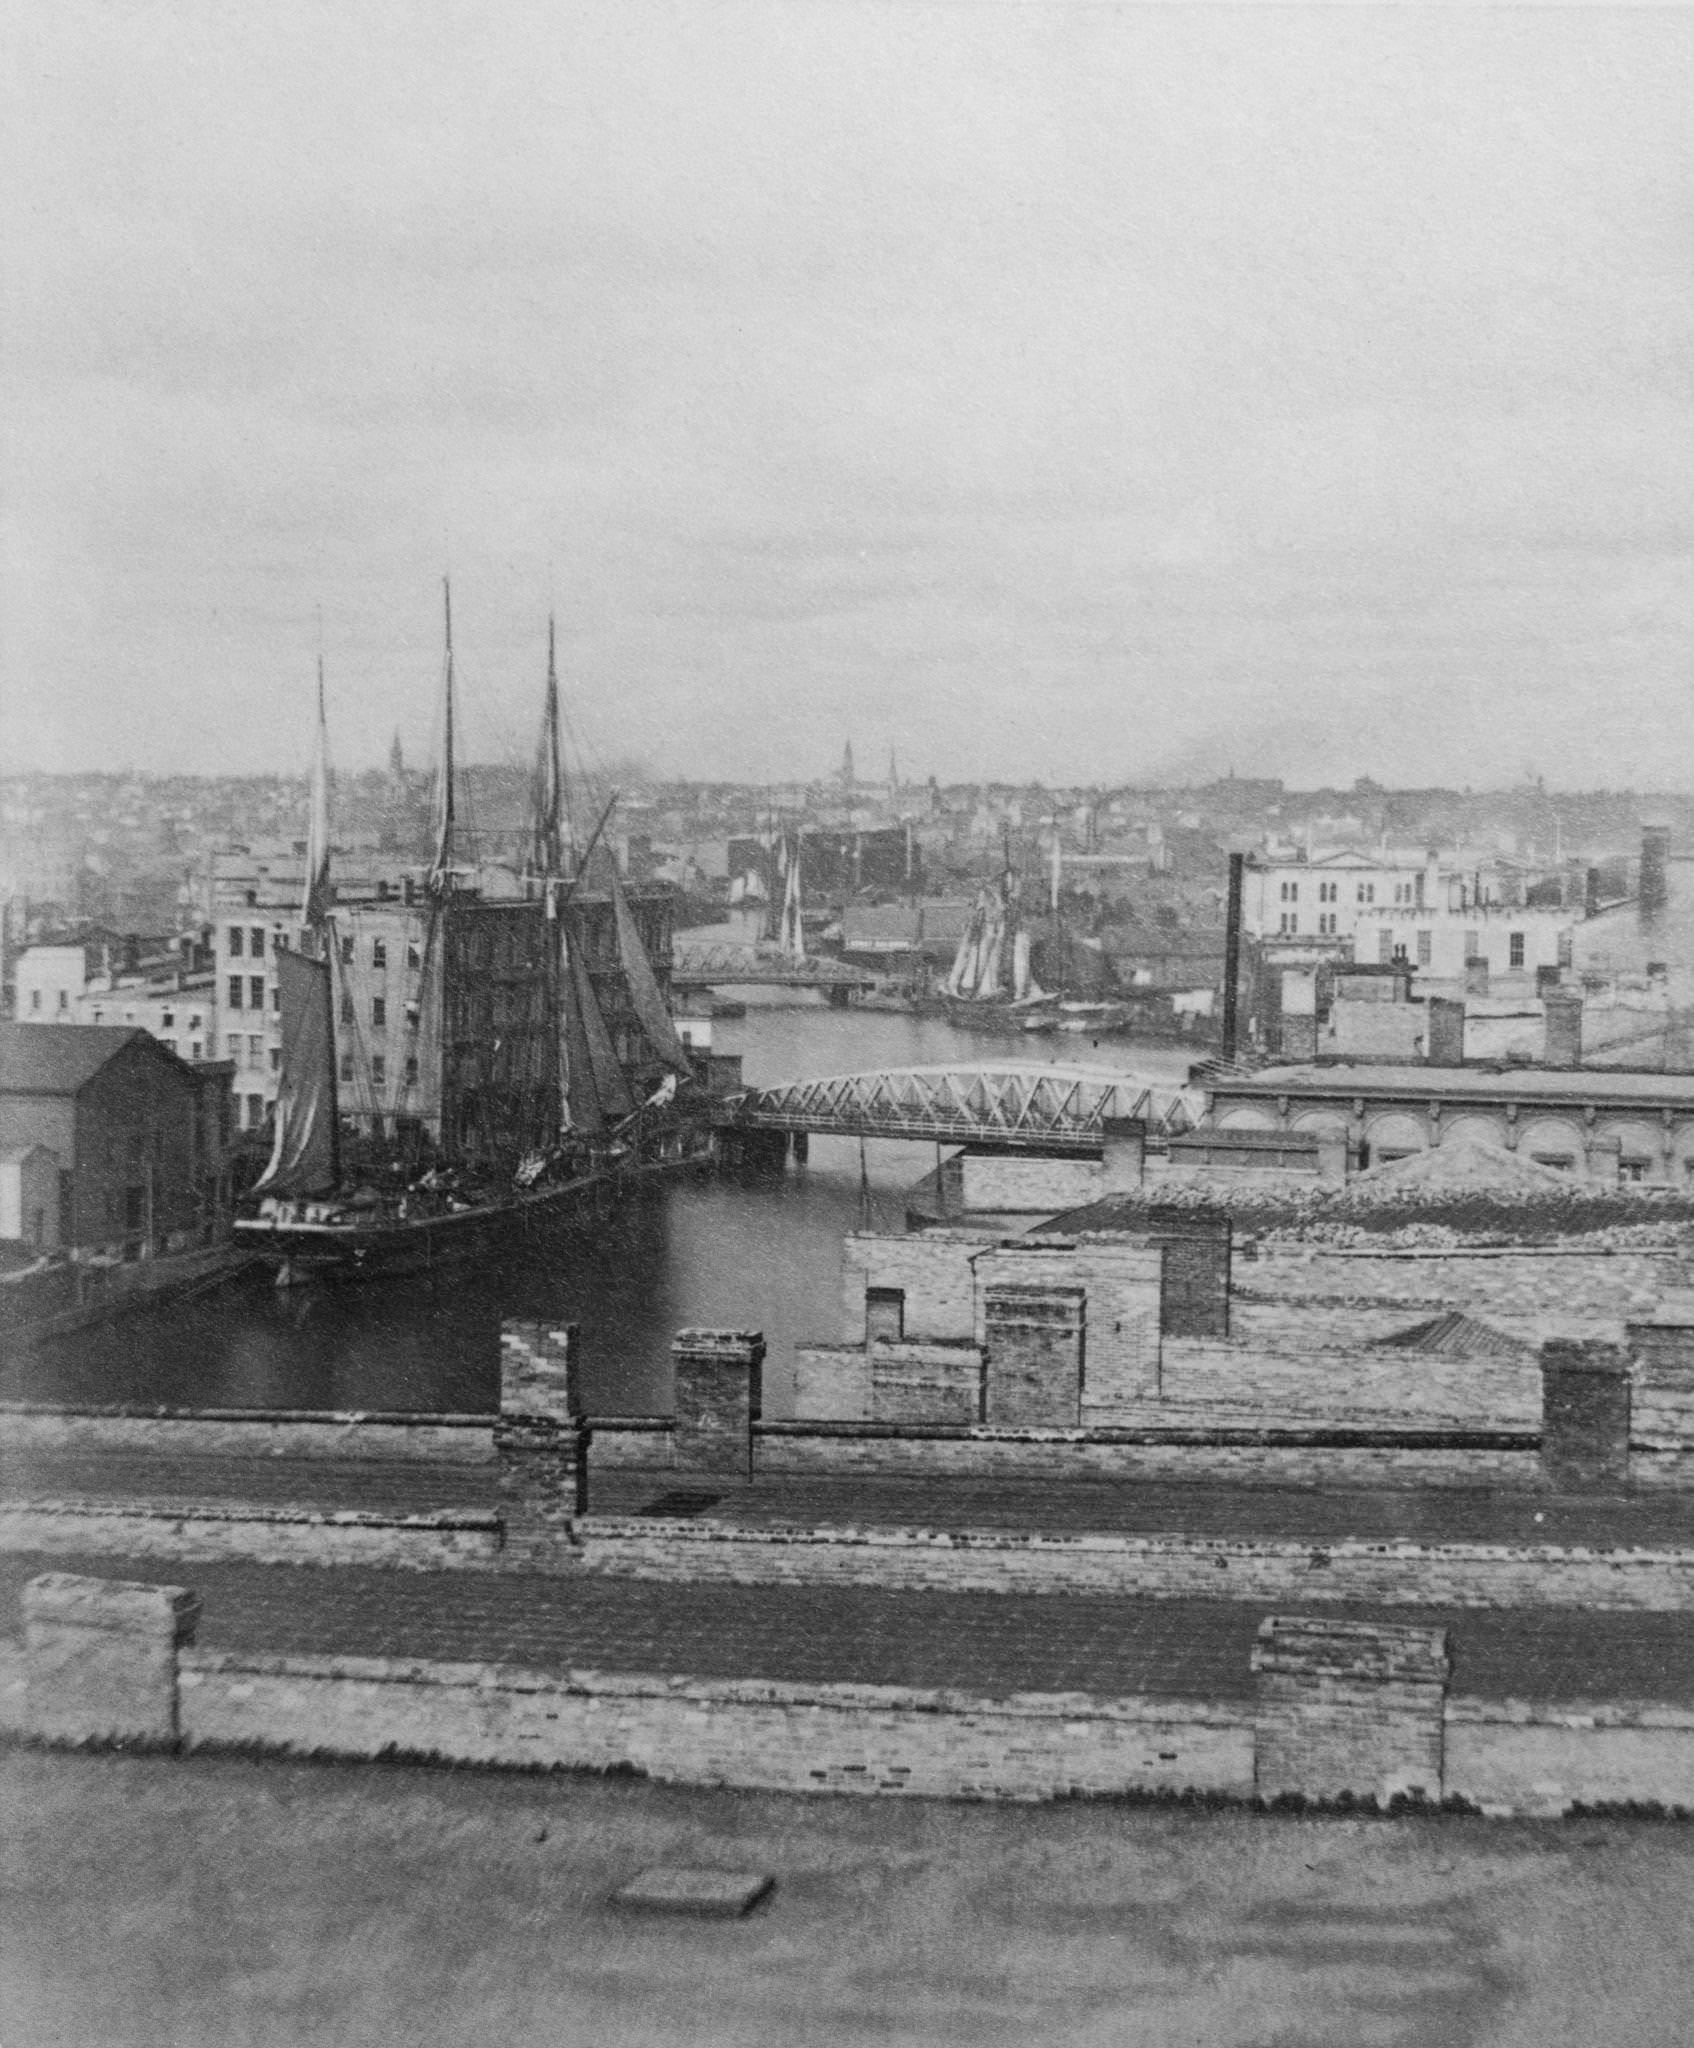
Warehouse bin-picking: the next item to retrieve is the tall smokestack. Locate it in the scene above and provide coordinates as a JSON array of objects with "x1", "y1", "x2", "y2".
[
  {"x1": 1221, "y1": 852, "x2": 1245, "y2": 1062},
  {"x1": 1640, "y1": 825, "x2": 1670, "y2": 925}
]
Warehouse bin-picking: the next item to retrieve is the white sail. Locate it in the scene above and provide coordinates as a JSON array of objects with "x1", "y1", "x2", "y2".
[{"x1": 779, "y1": 840, "x2": 806, "y2": 962}]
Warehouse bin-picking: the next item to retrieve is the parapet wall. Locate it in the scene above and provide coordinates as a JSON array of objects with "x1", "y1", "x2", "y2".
[
  {"x1": 12, "y1": 1577, "x2": 1694, "y2": 1818},
  {"x1": 0, "y1": 1405, "x2": 497, "y2": 1463}
]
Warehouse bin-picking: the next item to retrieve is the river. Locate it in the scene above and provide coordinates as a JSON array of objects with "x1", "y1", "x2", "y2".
[{"x1": 4, "y1": 1004, "x2": 1197, "y2": 1418}]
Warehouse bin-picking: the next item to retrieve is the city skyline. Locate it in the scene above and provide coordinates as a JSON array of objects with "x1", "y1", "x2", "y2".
[{"x1": 3, "y1": 4, "x2": 1691, "y2": 789}]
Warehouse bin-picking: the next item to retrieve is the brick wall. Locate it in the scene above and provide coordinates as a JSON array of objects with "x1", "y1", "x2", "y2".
[
  {"x1": 0, "y1": 1499, "x2": 502, "y2": 1568},
  {"x1": 0, "y1": 1407, "x2": 496, "y2": 1463},
  {"x1": 1244, "y1": 1247, "x2": 1676, "y2": 1342},
  {"x1": 869, "y1": 1341, "x2": 984, "y2": 1424},
  {"x1": 959, "y1": 1155, "x2": 1104, "y2": 1215},
  {"x1": 751, "y1": 1427, "x2": 1542, "y2": 1490},
  {"x1": 1252, "y1": 1617, "x2": 1447, "y2": 1805},
  {"x1": 174, "y1": 1651, "x2": 1253, "y2": 1802},
  {"x1": 571, "y1": 1515, "x2": 1694, "y2": 1611},
  {"x1": 977, "y1": 1243, "x2": 1163, "y2": 1411},
  {"x1": 1160, "y1": 1339, "x2": 1541, "y2": 1427},
  {"x1": 841, "y1": 1233, "x2": 996, "y2": 1345}
]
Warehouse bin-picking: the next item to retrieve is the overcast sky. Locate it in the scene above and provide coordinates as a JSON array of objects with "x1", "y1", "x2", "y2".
[{"x1": 3, "y1": 3, "x2": 1690, "y2": 789}]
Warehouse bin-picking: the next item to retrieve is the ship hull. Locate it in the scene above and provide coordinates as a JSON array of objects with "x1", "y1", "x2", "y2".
[{"x1": 236, "y1": 1132, "x2": 713, "y2": 1284}]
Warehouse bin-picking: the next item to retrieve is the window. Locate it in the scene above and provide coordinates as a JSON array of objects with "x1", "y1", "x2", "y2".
[
  {"x1": 270, "y1": 985, "x2": 280, "y2": 1012},
  {"x1": 1318, "y1": 913, "x2": 1336, "y2": 936},
  {"x1": 58, "y1": 990, "x2": 69, "y2": 1012},
  {"x1": 1509, "y1": 931, "x2": 1525, "y2": 969},
  {"x1": 339, "y1": 936, "x2": 354, "y2": 965},
  {"x1": 190, "y1": 1041, "x2": 202, "y2": 1062},
  {"x1": 1279, "y1": 912, "x2": 1297, "y2": 935},
  {"x1": 866, "y1": 1287, "x2": 905, "y2": 1342},
  {"x1": 250, "y1": 927, "x2": 265, "y2": 956},
  {"x1": 407, "y1": 943, "x2": 421, "y2": 972},
  {"x1": 228, "y1": 926, "x2": 244, "y2": 957},
  {"x1": 372, "y1": 939, "x2": 387, "y2": 969},
  {"x1": 1357, "y1": 883, "x2": 1375, "y2": 904},
  {"x1": 162, "y1": 1010, "x2": 175, "y2": 1029},
  {"x1": 164, "y1": 1038, "x2": 177, "y2": 1054},
  {"x1": 1416, "y1": 930, "x2": 1432, "y2": 966},
  {"x1": 226, "y1": 1033, "x2": 241, "y2": 1059},
  {"x1": 404, "y1": 1054, "x2": 419, "y2": 1086},
  {"x1": 270, "y1": 1048, "x2": 281, "y2": 1072},
  {"x1": 244, "y1": 1093, "x2": 264, "y2": 1129},
  {"x1": 340, "y1": 1053, "x2": 354, "y2": 1083},
  {"x1": 190, "y1": 1014, "x2": 202, "y2": 1032},
  {"x1": 371, "y1": 1054, "x2": 387, "y2": 1086},
  {"x1": 29, "y1": 989, "x2": 40, "y2": 1011},
  {"x1": 92, "y1": 1008, "x2": 104, "y2": 1025},
  {"x1": 227, "y1": 977, "x2": 244, "y2": 1011},
  {"x1": 372, "y1": 997, "x2": 387, "y2": 1030},
  {"x1": 248, "y1": 1035, "x2": 263, "y2": 1060},
  {"x1": 340, "y1": 994, "x2": 353, "y2": 1025},
  {"x1": 1377, "y1": 930, "x2": 1394, "y2": 963},
  {"x1": 247, "y1": 976, "x2": 263, "y2": 1010},
  {"x1": 1463, "y1": 930, "x2": 1480, "y2": 959}
]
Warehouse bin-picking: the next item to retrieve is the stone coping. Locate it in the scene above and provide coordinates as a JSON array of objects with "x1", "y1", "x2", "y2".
[
  {"x1": 574, "y1": 1513, "x2": 1694, "y2": 1570},
  {"x1": 173, "y1": 1646, "x2": 1244, "y2": 1721}
]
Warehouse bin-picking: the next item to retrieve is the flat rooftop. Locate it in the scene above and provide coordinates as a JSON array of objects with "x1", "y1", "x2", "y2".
[{"x1": 1211, "y1": 1063, "x2": 1694, "y2": 1106}]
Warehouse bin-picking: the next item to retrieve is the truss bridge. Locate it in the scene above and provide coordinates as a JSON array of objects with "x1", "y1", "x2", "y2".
[
  {"x1": 726, "y1": 1064, "x2": 1204, "y2": 1152},
  {"x1": 671, "y1": 943, "x2": 876, "y2": 991}
]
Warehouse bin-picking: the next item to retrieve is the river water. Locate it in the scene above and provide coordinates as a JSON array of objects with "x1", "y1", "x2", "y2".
[{"x1": 4, "y1": 1005, "x2": 1195, "y2": 1418}]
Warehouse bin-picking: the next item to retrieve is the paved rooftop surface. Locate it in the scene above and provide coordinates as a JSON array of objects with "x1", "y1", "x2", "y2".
[
  {"x1": 6, "y1": 1552, "x2": 1694, "y2": 1705},
  {"x1": 15, "y1": 1446, "x2": 1694, "y2": 1552}
]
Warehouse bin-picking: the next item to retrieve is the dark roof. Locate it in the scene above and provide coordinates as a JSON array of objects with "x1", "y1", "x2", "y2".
[
  {"x1": 1372, "y1": 1312, "x2": 1531, "y2": 1359},
  {"x1": 0, "y1": 1025, "x2": 161, "y2": 1096}
]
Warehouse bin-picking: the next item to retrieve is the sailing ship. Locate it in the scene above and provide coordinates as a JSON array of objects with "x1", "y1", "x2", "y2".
[
  {"x1": 938, "y1": 865, "x2": 1053, "y2": 1032},
  {"x1": 236, "y1": 591, "x2": 701, "y2": 1282}
]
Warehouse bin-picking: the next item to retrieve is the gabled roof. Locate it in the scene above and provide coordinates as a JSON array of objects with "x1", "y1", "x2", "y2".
[
  {"x1": 0, "y1": 1024, "x2": 164, "y2": 1096},
  {"x1": 1372, "y1": 1311, "x2": 1531, "y2": 1359}
]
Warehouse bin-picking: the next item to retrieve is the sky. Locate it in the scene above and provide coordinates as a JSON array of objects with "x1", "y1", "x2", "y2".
[{"x1": 2, "y1": 2, "x2": 1691, "y2": 789}]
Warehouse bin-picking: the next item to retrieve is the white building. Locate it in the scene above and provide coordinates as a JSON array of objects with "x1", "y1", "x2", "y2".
[{"x1": 1245, "y1": 848, "x2": 1573, "y2": 988}]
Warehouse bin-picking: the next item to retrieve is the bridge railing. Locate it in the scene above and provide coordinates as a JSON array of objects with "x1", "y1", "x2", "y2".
[{"x1": 728, "y1": 1064, "x2": 1203, "y2": 1149}]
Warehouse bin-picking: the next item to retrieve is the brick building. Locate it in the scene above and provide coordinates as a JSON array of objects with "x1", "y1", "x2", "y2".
[{"x1": 0, "y1": 1025, "x2": 234, "y2": 1257}]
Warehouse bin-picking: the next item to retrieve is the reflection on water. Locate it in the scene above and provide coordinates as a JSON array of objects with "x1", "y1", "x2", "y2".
[{"x1": 4, "y1": 1008, "x2": 1195, "y2": 1418}]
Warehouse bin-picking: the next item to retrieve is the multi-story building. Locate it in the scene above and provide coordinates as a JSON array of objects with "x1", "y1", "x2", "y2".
[
  {"x1": 1245, "y1": 847, "x2": 1574, "y2": 988},
  {"x1": 14, "y1": 940, "x2": 217, "y2": 1068},
  {"x1": 207, "y1": 841, "x2": 681, "y2": 1144}
]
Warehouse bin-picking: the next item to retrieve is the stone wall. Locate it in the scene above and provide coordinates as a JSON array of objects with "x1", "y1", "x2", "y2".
[
  {"x1": 1160, "y1": 1338, "x2": 1541, "y2": 1427},
  {"x1": 0, "y1": 1406, "x2": 497, "y2": 1463},
  {"x1": 751, "y1": 1423, "x2": 1541, "y2": 1491},
  {"x1": 841, "y1": 1233, "x2": 996, "y2": 1345},
  {"x1": 958, "y1": 1154, "x2": 1104, "y2": 1215},
  {"x1": 570, "y1": 1514, "x2": 1694, "y2": 1612},
  {"x1": 174, "y1": 1652, "x2": 1252, "y2": 1801},
  {"x1": 14, "y1": 1580, "x2": 1694, "y2": 1816},
  {"x1": 0, "y1": 1499, "x2": 502, "y2": 1568},
  {"x1": 1242, "y1": 1247, "x2": 1676, "y2": 1343},
  {"x1": 976, "y1": 1242, "x2": 1163, "y2": 1411}
]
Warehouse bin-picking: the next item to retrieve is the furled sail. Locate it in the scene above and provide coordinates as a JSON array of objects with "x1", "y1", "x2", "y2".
[
  {"x1": 610, "y1": 867, "x2": 691, "y2": 1071},
  {"x1": 778, "y1": 839, "x2": 806, "y2": 962},
  {"x1": 569, "y1": 941, "x2": 633, "y2": 1121},
  {"x1": 252, "y1": 946, "x2": 338, "y2": 1196}
]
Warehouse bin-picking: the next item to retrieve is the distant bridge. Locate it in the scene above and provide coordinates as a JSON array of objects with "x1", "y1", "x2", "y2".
[
  {"x1": 671, "y1": 943, "x2": 876, "y2": 991},
  {"x1": 726, "y1": 1065, "x2": 1204, "y2": 1153}
]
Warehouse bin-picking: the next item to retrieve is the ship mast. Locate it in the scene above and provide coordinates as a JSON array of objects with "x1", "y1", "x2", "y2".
[{"x1": 430, "y1": 578, "x2": 456, "y2": 892}]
